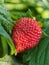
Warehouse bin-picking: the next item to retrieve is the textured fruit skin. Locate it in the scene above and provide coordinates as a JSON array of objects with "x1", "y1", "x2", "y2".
[{"x1": 12, "y1": 18, "x2": 42, "y2": 53}]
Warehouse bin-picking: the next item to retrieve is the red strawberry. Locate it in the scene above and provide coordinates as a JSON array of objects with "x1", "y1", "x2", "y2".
[{"x1": 11, "y1": 18, "x2": 42, "y2": 53}]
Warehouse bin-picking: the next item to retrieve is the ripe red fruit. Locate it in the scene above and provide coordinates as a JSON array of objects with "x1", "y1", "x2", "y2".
[{"x1": 11, "y1": 18, "x2": 42, "y2": 53}]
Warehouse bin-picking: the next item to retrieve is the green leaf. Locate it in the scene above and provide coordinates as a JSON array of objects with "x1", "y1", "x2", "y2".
[
  {"x1": 43, "y1": 20, "x2": 49, "y2": 37},
  {"x1": 44, "y1": 27, "x2": 49, "y2": 37},
  {"x1": 0, "y1": 36, "x2": 3, "y2": 57},
  {"x1": 25, "y1": 9, "x2": 33, "y2": 18},
  {"x1": 20, "y1": 37, "x2": 49, "y2": 65},
  {"x1": 0, "y1": 15, "x2": 13, "y2": 33},
  {"x1": 4, "y1": 3, "x2": 28, "y2": 10},
  {"x1": 22, "y1": 0, "x2": 49, "y2": 9},
  {"x1": 0, "y1": 6, "x2": 13, "y2": 22},
  {"x1": 0, "y1": 6, "x2": 14, "y2": 33},
  {"x1": 10, "y1": 9, "x2": 34, "y2": 21},
  {"x1": 1, "y1": 36, "x2": 8, "y2": 55},
  {"x1": 0, "y1": 24, "x2": 16, "y2": 55},
  {"x1": 11, "y1": 11, "x2": 26, "y2": 21}
]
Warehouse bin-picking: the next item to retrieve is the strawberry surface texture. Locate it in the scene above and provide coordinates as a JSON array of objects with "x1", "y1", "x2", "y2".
[{"x1": 12, "y1": 18, "x2": 42, "y2": 53}]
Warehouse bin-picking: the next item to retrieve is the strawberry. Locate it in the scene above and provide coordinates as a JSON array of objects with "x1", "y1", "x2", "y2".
[{"x1": 11, "y1": 18, "x2": 42, "y2": 53}]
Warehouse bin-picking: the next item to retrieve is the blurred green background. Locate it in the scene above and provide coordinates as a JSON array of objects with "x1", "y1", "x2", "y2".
[
  {"x1": 4, "y1": 0, "x2": 49, "y2": 18},
  {"x1": 4, "y1": 0, "x2": 49, "y2": 27}
]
